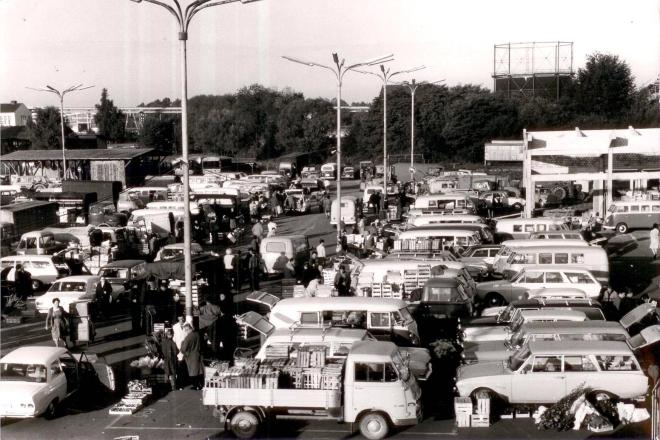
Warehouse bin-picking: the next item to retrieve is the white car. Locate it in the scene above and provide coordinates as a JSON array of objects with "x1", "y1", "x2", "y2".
[
  {"x1": 34, "y1": 275, "x2": 99, "y2": 315},
  {"x1": 0, "y1": 346, "x2": 114, "y2": 418},
  {"x1": 455, "y1": 340, "x2": 648, "y2": 404}
]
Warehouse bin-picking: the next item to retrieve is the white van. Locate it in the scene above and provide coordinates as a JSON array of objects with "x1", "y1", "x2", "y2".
[
  {"x1": 604, "y1": 200, "x2": 660, "y2": 233},
  {"x1": 320, "y1": 163, "x2": 337, "y2": 179},
  {"x1": 363, "y1": 185, "x2": 384, "y2": 208},
  {"x1": 331, "y1": 196, "x2": 358, "y2": 225},
  {"x1": 408, "y1": 214, "x2": 485, "y2": 227},
  {"x1": 259, "y1": 235, "x2": 310, "y2": 275},
  {"x1": 494, "y1": 217, "x2": 569, "y2": 241},
  {"x1": 396, "y1": 227, "x2": 482, "y2": 251},
  {"x1": 412, "y1": 194, "x2": 476, "y2": 214},
  {"x1": 128, "y1": 209, "x2": 178, "y2": 236},
  {"x1": 496, "y1": 245, "x2": 609, "y2": 284},
  {"x1": 145, "y1": 201, "x2": 200, "y2": 216},
  {"x1": 492, "y1": 238, "x2": 589, "y2": 269},
  {"x1": 263, "y1": 296, "x2": 420, "y2": 346},
  {"x1": 16, "y1": 231, "x2": 66, "y2": 256},
  {"x1": 0, "y1": 255, "x2": 72, "y2": 291}
]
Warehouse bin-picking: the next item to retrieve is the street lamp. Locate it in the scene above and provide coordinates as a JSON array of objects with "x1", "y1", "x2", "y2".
[
  {"x1": 26, "y1": 84, "x2": 94, "y2": 178},
  {"x1": 129, "y1": 0, "x2": 261, "y2": 324},
  {"x1": 398, "y1": 78, "x2": 444, "y2": 183},
  {"x1": 355, "y1": 65, "x2": 425, "y2": 208},
  {"x1": 282, "y1": 53, "x2": 394, "y2": 251}
]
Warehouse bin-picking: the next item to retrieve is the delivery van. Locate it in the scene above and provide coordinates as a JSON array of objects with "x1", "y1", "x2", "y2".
[
  {"x1": 412, "y1": 194, "x2": 476, "y2": 214},
  {"x1": 260, "y1": 235, "x2": 310, "y2": 275},
  {"x1": 331, "y1": 196, "x2": 358, "y2": 225},
  {"x1": 494, "y1": 217, "x2": 569, "y2": 241}
]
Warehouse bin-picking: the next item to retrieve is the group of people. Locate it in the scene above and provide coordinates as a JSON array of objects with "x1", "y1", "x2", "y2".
[{"x1": 156, "y1": 316, "x2": 205, "y2": 391}]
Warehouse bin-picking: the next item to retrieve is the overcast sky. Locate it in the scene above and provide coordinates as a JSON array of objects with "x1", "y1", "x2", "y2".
[{"x1": 1, "y1": 0, "x2": 658, "y2": 108}]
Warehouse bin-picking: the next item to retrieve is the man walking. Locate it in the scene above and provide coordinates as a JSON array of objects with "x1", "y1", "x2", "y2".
[
  {"x1": 95, "y1": 276, "x2": 113, "y2": 317},
  {"x1": 650, "y1": 223, "x2": 659, "y2": 259},
  {"x1": 334, "y1": 265, "x2": 351, "y2": 297},
  {"x1": 13, "y1": 264, "x2": 33, "y2": 301},
  {"x1": 323, "y1": 195, "x2": 332, "y2": 218}
]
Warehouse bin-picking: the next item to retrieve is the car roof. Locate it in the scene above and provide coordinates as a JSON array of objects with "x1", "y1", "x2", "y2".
[
  {"x1": 528, "y1": 340, "x2": 633, "y2": 355},
  {"x1": 1, "y1": 255, "x2": 54, "y2": 261},
  {"x1": 510, "y1": 298, "x2": 602, "y2": 308},
  {"x1": 521, "y1": 320, "x2": 626, "y2": 333},
  {"x1": 519, "y1": 265, "x2": 596, "y2": 273},
  {"x1": 510, "y1": 245, "x2": 600, "y2": 253},
  {"x1": 53, "y1": 275, "x2": 99, "y2": 282},
  {"x1": 501, "y1": 239, "x2": 588, "y2": 247},
  {"x1": 273, "y1": 297, "x2": 407, "y2": 311},
  {"x1": 496, "y1": 218, "x2": 566, "y2": 225},
  {"x1": 424, "y1": 277, "x2": 460, "y2": 287},
  {"x1": 349, "y1": 340, "x2": 397, "y2": 360},
  {"x1": 100, "y1": 259, "x2": 146, "y2": 268},
  {"x1": 261, "y1": 235, "x2": 306, "y2": 241},
  {"x1": 1, "y1": 346, "x2": 68, "y2": 365},
  {"x1": 519, "y1": 309, "x2": 587, "y2": 319}
]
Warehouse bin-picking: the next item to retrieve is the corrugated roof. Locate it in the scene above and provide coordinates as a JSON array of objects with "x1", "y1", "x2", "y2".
[
  {"x1": 0, "y1": 200, "x2": 58, "y2": 212},
  {"x1": 0, "y1": 126, "x2": 29, "y2": 138},
  {"x1": 0, "y1": 148, "x2": 154, "y2": 161}
]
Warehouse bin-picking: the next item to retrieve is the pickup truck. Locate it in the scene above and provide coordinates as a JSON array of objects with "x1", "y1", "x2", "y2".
[
  {"x1": 204, "y1": 341, "x2": 421, "y2": 439},
  {"x1": 0, "y1": 346, "x2": 115, "y2": 419}
]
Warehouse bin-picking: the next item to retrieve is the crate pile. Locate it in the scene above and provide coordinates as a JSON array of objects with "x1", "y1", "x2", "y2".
[
  {"x1": 393, "y1": 238, "x2": 447, "y2": 253},
  {"x1": 109, "y1": 380, "x2": 152, "y2": 415},
  {"x1": 454, "y1": 391, "x2": 490, "y2": 428},
  {"x1": 403, "y1": 266, "x2": 431, "y2": 292},
  {"x1": 203, "y1": 347, "x2": 345, "y2": 391}
]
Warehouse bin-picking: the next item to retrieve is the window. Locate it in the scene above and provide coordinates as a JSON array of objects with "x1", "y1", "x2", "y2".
[
  {"x1": 532, "y1": 355, "x2": 563, "y2": 372},
  {"x1": 427, "y1": 287, "x2": 453, "y2": 302},
  {"x1": 545, "y1": 272, "x2": 563, "y2": 283},
  {"x1": 539, "y1": 253, "x2": 553, "y2": 264},
  {"x1": 641, "y1": 205, "x2": 650, "y2": 212},
  {"x1": 653, "y1": 205, "x2": 660, "y2": 212},
  {"x1": 630, "y1": 205, "x2": 640, "y2": 212},
  {"x1": 1, "y1": 363, "x2": 48, "y2": 383},
  {"x1": 370, "y1": 312, "x2": 391, "y2": 328},
  {"x1": 355, "y1": 363, "x2": 398, "y2": 382},
  {"x1": 522, "y1": 272, "x2": 544, "y2": 283},
  {"x1": 595, "y1": 355, "x2": 638, "y2": 371},
  {"x1": 300, "y1": 312, "x2": 319, "y2": 325},
  {"x1": 473, "y1": 249, "x2": 489, "y2": 258},
  {"x1": 513, "y1": 225, "x2": 522, "y2": 232},
  {"x1": 428, "y1": 200, "x2": 437, "y2": 208},
  {"x1": 0, "y1": 259, "x2": 15, "y2": 268},
  {"x1": 555, "y1": 253, "x2": 568, "y2": 264},
  {"x1": 529, "y1": 333, "x2": 558, "y2": 342},
  {"x1": 565, "y1": 272, "x2": 594, "y2": 284},
  {"x1": 570, "y1": 253, "x2": 585, "y2": 264},
  {"x1": 616, "y1": 205, "x2": 629, "y2": 213},
  {"x1": 537, "y1": 224, "x2": 547, "y2": 232},
  {"x1": 564, "y1": 356, "x2": 597, "y2": 372},
  {"x1": 524, "y1": 225, "x2": 535, "y2": 232},
  {"x1": 265, "y1": 242, "x2": 286, "y2": 253}
]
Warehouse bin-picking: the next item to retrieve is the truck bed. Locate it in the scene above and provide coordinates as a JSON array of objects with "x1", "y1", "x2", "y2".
[{"x1": 203, "y1": 387, "x2": 341, "y2": 409}]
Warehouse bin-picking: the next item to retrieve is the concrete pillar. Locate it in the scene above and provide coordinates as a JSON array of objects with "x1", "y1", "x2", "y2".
[
  {"x1": 523, "y1": 129, "x2": 534, "y2": 218},
  {"x1": 593, "y1": 180, "x2": 605, "y2": 216},
  {"x1": 606, "y1": 147, "x2": 613, "y2": 212},
  {"x1": 629, "y1": 179, "x2": 634, "y2": 190}
]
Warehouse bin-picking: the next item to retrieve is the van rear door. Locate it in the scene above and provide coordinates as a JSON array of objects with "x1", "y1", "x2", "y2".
[{"x1": 246, "y1": 291, "x2": 280, "y2": 311}]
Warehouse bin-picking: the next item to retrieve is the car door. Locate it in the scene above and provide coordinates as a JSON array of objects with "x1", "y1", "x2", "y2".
[
  {"x1": 368, "y1": 312, "x2": 393, "y2": 342},
  {"x1": 58, "y1": 353, "x2": 80, "y2": 396},
  {"x1": 511, "y1": 355, "x2": 566, "y2": 403},
  {"x1": 351, "y1": 361, "x2": 405, "y2": 413}
]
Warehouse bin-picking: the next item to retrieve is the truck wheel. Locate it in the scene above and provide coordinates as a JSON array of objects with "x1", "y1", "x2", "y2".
[
  {"x1": 32, "y1": 279, "x2": 43, "y2": 291},
  {"x1": 44, "y1": 399, "x2": 58, "y2": 419},
  {"x1": 230, "y1": 411, "x2": 259, "y2": 439},
  {"x1": 359, "y1": 412, "x2": 389, "y2": 440},
  {"x1": 512, "y1": 203, "x2": 522, "y2": 211},
  {"x1": 615, "y1": 223, "x2": 628, "y2": 234}
]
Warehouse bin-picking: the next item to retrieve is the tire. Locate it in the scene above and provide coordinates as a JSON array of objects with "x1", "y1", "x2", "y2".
[
  {"x1": 359, "y1": 412, "x2": 390, "y2": 440},
  {"x1": 512, "y1": 203, "x2": 522, "y2": 211},
  {"x1": 591, "y1": 390, "x2": 617, "y2": 402},
  {"x1": 230, "y1": 411, "x2": 260, "y2": 439},
  {"x1": 485, "y1": 292, "x2": 506, "y2": 307},
  {"x1": 32, "y1": 279, "x2": 43, "y2": 292},
  {"x1": 616, "y1": 223, "x2": 628, "y2": 234},
  {"x1": 43, "y1": 399, "x2": 58, "y2": 420}
]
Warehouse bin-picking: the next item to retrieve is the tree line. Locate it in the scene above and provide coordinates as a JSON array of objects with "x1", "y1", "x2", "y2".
[{"x1": 25, "y1": 53, "x2": 659, "y2": 163}]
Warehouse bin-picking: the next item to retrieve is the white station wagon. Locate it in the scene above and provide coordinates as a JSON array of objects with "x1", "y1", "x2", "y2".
[{"x1": 456, "y1": 340, "x2": 649, "y2": 404}]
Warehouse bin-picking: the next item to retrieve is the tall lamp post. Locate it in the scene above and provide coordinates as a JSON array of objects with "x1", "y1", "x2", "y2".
[
  {"x1": 398, "y1": 79, "x2": 444, "y2": 183},
  {"x1": 129, "y1": 0, "x2": 261, "y2": 324},
  {"x1": 282, "y1": 53, "x2": 394, "y2": 251},
  {"x1": 355, "y1": 65, "x2": 425, "y2": 207},
  {"x1": 26, "y1": 84, "x2": 94, "y2": 178}
]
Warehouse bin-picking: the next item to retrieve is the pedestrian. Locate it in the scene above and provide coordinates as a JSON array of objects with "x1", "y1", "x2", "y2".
[
  {"x1": 334, "y1": 265, "x2": 351, "y2": 297},
  {"x1": 340, "y1": 231, "x2": 348, "y2": 254},
  {"x1": 267, "y1": 219, "x2": 277, "y2": 237},
  {"x1": 323, "y1": 195, "x2": 332, "y2": 218},
  {"x1": 251, "y1": 219, "x2": 264, "y2": 238},
  {"x1": 224, "y1": 248, "x2": 236, "y2": 288},
  {"x1": 302, "y1": 262, "x2": 321, "y2": 288},
  {"x1": 160, "y1": 328, "x2": 179, "y2": 392},
  {"x1": 248, "y1": 251, "x2": 264, "y2": 291},
  {"x1": 180, "y1": 324, "x2": 204, "y2": 390},
  {"x1": 249, "y1": 199, "x2": 259, "y2": 222},
  {"x1": 284, "y1": 258, "x2": 296, "y2": 279},
  {"x1": 285, "y1": 194, "x2": 296, "y2": 214},
  {"x1": 130, "y1": 284, "x2": 145, "y2": 335},
  {"x1": 304, "y1": 276, "x2": 321, "y2": 297},
  {"x1": 650, "y1": 223, "x2": 659, "y2": 259},
  {"x1": 250, "y1": 235, "x2": 260, "y2": 254},
  {"x1": 13, "y1": 264, "x2": 33, "y2": 301},
  {"x1": 172, "y1": 315, "x2": 186, "y2": 350},
  {"x1": 358, "y1": 216, "x2": 366, "y2": 236},
  {"x1": 316, "y1": 239, "x2": 327, "y2": 267},
  {"x1": 273, "y1": 251, "x2": 289, "y2": 275},
  {"x1": 95, "y1": 276, "x2": 113, "y2": 317},
  {"x1": 45, "y1": 298, "x2": 69, "y2": 348}
]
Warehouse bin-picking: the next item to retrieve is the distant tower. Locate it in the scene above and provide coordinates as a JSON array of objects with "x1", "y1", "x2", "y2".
[{"x1": 493, "y1": 42, "x2": 574, "y2": 100}]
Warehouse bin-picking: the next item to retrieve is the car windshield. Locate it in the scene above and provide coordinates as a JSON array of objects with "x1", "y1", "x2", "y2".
[
  {"x1": 508, "y1": 347, "x2": 530, "y2": 371},
  {"x1": 99, "y1": 268, "x2": 129, "y2": 279},
  {"x1": 507, "y1": 328, "x2": 525, "y2": 348},
  {"x1": 1, "y1": 362, "x2": 47, "y2": 383},
  {"x1": 50, "y1": 281, "x2": 87, "y2": 292},
  {"x1": 627, "y1": 333, "x2": 647, "y2": 350},
  {"x1": 397, "y1": 307, "x2": 413, "y2": 324},
  {"x1": 497, "y1": 305, "x2": 515, "y2": 323}
]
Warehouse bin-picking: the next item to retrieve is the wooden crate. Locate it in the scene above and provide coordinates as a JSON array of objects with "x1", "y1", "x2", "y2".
[
  {"x1": 475, "y1": 391, "x2": 490, "y2": 416},
  {"x1": 456, "y1": 412, "x2": 471, "y2": 428},
  {"x1": 470, "y1": 414, "x2": 489, "y2": 428}
]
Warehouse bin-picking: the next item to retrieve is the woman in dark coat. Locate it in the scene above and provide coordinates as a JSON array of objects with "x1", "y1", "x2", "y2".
[
  {"x1": 160, "y1": 328, "x2": 179, "y2": 392},
  {"x1": 180, "y1": 324, "x2": 204, "y2": 390},
  {"x1": 45, "y1": 298, "x2": 69, "y2": 348}
]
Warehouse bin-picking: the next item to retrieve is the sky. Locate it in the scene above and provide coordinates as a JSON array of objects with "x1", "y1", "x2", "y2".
[{"x1": 1, "y1": 0, "x2": 659, "y2": 108}]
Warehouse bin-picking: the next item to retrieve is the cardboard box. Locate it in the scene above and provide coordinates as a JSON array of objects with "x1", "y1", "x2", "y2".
[
  {"x1": 475, "y1": 391, "x2": 490, "y2": 416},
  {"x1": 456, "y1": 412, "x2": 471, "y2": 428},
  {"x1": 470, "y1": 414, "x2": 490, "y2": 428}
]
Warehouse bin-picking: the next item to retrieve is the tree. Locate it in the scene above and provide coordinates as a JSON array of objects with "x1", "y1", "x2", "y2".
[
  {"x1": 25, "y1": 106, "x2": 74, "y2": 150},
  {"x1": 574, "y1": 53, "x2": 635, "y2": 120},
  {"x1": 94, "y1": 88, "x2": 126, "y2": 141},
  {"x1": 275, "y1": 98, "x2": 334, "y2": 155},
  {"x1": 138, "y1": 114, "x2": 180, "y2": 154}
]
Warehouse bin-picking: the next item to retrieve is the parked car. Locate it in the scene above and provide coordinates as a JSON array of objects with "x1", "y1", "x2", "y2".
[
  {"x1": 459, "y1": 245, "x2": 502, "y2": 274},
  {"x1": 154, "y1": 242, "x2": 204, "y2": 261},
  {"x1": 455, "y1": 340, "x2": 648, "y2": 404},
  {"x1": 0, "y1": 254, "x2": 76, "y2": 291},
  {"x1": 283, "y1": 189, "x2": 321, "y2": 214},
  {"x1": 0, "y1": 346, "x2": 114, "y2": 419},
  {"x1": 34, "y1": 275, "x2": 100, "y2": 315},
  {"x1": 474, "y1": 266, "x2": 603, "y2": 306},
  {"x1": 627, "y1": 324, "x2": 660, "y2": 370},
  {"x1": 97, "y1": 259, "x2": 148, "y2": 302},
  {"x1": 341, "y1": 166, "x2": 358, "y2": 180},
  {"x1": 16, "y1": 231, "x2": 67, "y2": 256}
]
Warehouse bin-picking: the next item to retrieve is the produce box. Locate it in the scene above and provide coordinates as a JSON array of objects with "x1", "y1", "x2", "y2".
[
  {"x1": 470, "y1": 414, "x2": 489, "y2": 428},
  {"x1": 109, "y1": 403, "x2": 142, "y2": 415}
]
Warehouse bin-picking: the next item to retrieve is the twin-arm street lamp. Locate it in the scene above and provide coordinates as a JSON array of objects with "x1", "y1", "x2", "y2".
[
  {"x1": 26, "y1": 84, "x2": 94, "y2": 178},
  {"x1": 398, "y1": 78, "x2": 444, "y2": 183},
  {"x1": 354, "y1": 65, "x2": 425, "y2": 207},
  {"x1": 129, "y1": 0, "x2": 261, "y2": 323},
  {"x1": 282, "y1": 53, "x2": 394, "y2": 251}
]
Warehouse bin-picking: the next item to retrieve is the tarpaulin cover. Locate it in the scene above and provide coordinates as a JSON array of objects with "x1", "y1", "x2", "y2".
[{"x1": 145, "y1": 261, "x2": 186, "y2": 280}]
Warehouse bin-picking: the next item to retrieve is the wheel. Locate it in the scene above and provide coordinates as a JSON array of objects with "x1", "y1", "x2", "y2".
[
  {"x1": 471, "y1": 388, "x2": 494, "y2": 401},
  {"x1": 591, "y1": 390, "x2": 617, "y2": 402},
  {"x1": 43, "y1": 399, "x2": 58, "y2": 419},
  {"x1": 230, "y1": 411, "x2": 260, "y2": 439},
  {"x1": 615, "y1": 223, "x2": 628, "y2": 234},
  {"x1": 32, "y1": 279, "x2": 43, "y2": 291},
  {"x1": 359, "y1": 412, "x2": 389, "y2": 440},
  {"x1": 512, "y1": 203, "x2": 522, "y2": 211},
  {"x1": 485, "y1": 292, "x2": 506, "y2": 307}
]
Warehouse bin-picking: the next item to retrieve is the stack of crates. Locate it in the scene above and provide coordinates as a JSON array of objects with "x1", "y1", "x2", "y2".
[
  {"x1": 371, "y1": 283, "x2": 397, "y2": 298},
  {"x1": 471, "y1": 391, "x2": 490, "y2": 427},
  {"x1": 403, "y1": 265, "x2": 431, "y2": 292},
  {"x1": 454, "y1": 397, "x2": 472, "y2": 428}
]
